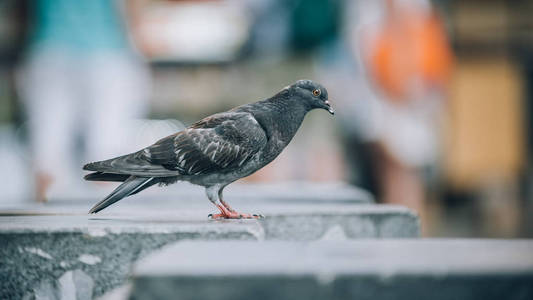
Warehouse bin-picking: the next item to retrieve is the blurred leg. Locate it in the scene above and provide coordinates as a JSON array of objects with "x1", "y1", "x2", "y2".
[
  {"x1": 17, "y1": 51, "x2": 77, "y2": 201},
  {"x1": 375, "y1": 142, "x2": 427, "y2": 235},
  {"x1": 83, "y1": 54, "x2": 151, "y2": 162}
]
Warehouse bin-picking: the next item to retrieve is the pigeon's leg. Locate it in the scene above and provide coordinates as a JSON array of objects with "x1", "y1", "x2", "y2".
[
  {"x1": 205, "y1": 186, "x2": 262, "y2": 219},
  {"x1": 218, "y1": 187, "x2": 236, "y2": 212},
  {"x1": 205, "y1": 185, "x2": 230, "y2": 219}
]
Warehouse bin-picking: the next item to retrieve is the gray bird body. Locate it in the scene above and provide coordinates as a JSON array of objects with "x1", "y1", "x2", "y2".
[{"x1": 84, "y1": 80, "x2": 334, "y2": 216}]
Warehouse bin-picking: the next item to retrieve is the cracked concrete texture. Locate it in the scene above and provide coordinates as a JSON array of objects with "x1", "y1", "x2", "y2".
[{"x1": 1, "y1": 221, "x2": 259, "y2": 299}]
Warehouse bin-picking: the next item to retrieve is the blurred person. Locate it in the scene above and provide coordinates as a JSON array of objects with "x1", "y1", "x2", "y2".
[
  {"x1": 17, "y1": 0, "x2": 150, "y2": 201},
  {"x1": 325, "y1": 0, "x2": 452, "y2": 234}
]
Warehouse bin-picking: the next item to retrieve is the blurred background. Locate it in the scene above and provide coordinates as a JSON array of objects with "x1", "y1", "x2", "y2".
[{"x1": 0, "y1": 0, "x2": 532, "y2": 238}]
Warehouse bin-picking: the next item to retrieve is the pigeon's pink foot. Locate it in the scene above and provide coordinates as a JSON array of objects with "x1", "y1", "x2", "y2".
[
  {"x1": 208, "y1": 212, "x2": 263, "y2": 219},
  {"x1": 220, "y1": 199, "x2": 236, "y2": 212},
  {"x1": 208, "y1": 205, "x2": 263, "y2": 219}
]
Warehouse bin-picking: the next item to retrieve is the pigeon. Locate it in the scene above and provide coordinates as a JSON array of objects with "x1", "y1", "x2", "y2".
[{"x1": 83, "y1": 79, "x2": 334, "y2": 218}]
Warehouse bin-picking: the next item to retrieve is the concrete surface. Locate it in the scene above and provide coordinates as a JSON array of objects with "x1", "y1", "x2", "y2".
[
  {"x1": 131, "y1": 240, "x2": 533, "y2": 300},
  {"x1": 0, "y1": 183, "x2": 416, "y2": 299},
  {"x1": 0, "y1": 215, "x2": 260, "y2": 300},
  {"x1": 3, "y1": 181, "x2": 374, "y2": 205}
]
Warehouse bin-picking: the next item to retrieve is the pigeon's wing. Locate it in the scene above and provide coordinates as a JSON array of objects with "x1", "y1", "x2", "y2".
[
  {"x1": 84, "y1": 112, "x2": 267, "y2": 177},
  {"x1": 147, "y1": 112, "x2": 267, "y2": 175}
]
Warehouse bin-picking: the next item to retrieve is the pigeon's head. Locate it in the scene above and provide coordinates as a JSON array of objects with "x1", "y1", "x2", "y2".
[{"x1": 288, "y1": 79, "x2": 334, "y2": 115}]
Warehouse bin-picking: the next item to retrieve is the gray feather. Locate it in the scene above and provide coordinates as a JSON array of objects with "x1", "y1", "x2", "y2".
[{"x1": 88, "y1": 176, "x2": 154, "y2": 214}]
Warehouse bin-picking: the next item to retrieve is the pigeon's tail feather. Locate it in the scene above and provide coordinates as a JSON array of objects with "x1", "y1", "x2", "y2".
[
  {"x1": 84, "y1": 172, "x2": 130, "y2": 182},
  {"x1": 83, "y1": 152, "x2": 179, "y2": 177},
  {"x1": 89, "y1": 176, "x2": 154, "y2": 214},
  {"x1": 83, "y1": 153, "x2": 139, "y2": 172}
]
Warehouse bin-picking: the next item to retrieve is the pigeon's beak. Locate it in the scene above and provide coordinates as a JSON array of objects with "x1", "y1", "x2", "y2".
[{"x1": 324, "y1": 100, "x2": 335, "y2": 115}]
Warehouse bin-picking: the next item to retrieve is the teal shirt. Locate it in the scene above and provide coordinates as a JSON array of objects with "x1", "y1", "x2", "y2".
[{"x1": 30, "y1": 0, "x2": 129, "y2": 53}]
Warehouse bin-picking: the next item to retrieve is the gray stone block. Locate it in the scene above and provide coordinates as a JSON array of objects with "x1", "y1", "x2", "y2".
[
  {"x1": 131, "y1": 240, "x2": 533, "y2": 300},
  {"x1": 259, "y1": 204, "x2": 418, "y2": 239},
  {"x1": 0, "y1": 183, "x2": 412, "y2": 299},
  {"x1": 0, "y1": 216, "x2": 260, "y2": 300}
]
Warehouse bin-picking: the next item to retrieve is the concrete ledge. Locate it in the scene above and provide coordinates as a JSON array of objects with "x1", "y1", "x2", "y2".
[
  {"x1": 259, "y1": 204, "x2": 418, "y2": 239},
  {"x1": 0, "y1": 187, "x2": 415, "y2": 299},
  {"x1": 131, "y1": 240, "x2": 533, "y2": 300},
  {"x1": 0, "y1": 217, "x2": 260, "y2": 299}
]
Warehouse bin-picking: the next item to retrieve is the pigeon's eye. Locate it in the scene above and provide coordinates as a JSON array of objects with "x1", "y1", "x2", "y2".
[{"x1": 312, "y1": 89, "x2": 321, "y2": 97}]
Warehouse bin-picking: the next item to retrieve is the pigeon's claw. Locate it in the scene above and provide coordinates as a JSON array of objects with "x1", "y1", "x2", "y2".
[
  {"x1": 219, "y1": 199, "x2": 236, "y2": 213},
  {"x1": 208, "y1": 212, "x2": 263, "y2": 220},
  {"x1": 208, "y1": 205, "x2": 264, "y2": 219}
]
